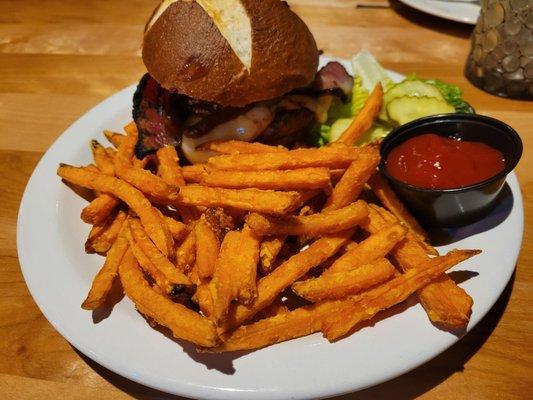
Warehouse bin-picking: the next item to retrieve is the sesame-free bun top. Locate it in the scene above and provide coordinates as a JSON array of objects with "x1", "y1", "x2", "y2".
[{"x1": 142, "y1": 0, "x2": 319, "y2": 107}]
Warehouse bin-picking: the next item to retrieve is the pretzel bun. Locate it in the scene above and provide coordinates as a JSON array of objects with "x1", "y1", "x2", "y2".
[{"x1": 142, "y1": 0, "x2": 319, "y2": 107}]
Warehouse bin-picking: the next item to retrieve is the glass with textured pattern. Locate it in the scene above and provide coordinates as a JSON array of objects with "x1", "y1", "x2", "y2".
[{"x1": 465, "y1": 0, "x2": 532, "y2": 99}]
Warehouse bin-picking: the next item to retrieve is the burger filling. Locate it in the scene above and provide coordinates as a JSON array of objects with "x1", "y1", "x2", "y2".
[{"x1": 133, "y1": 61, "x2": 353, "y2": 164}]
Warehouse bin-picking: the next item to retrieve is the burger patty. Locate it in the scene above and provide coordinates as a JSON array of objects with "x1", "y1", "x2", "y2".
[{"x1": 133, "y1": 61, "x2": 354, "y2": 160}]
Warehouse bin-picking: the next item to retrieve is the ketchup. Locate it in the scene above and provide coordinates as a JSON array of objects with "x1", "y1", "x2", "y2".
[{"x1": 386, "y1": 133, "x2": 506, "y2": 189}]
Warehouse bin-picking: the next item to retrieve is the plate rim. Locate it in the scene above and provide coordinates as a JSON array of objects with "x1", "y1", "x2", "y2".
[{"x1": 397, "y1": 0, "x2": 481, "y2": 25}]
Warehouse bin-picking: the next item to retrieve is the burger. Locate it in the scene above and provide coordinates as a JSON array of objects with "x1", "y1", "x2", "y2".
[{"x1": 133, "y1": 0, "x2": 353, "y2": 164}]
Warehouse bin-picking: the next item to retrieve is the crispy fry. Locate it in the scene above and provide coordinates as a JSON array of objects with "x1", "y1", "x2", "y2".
[
  {"x1": 213, "y1": 249, "x2": 479, "y2": 351},
  {"x1": 259, "y1": 236, "x2": 287, "y2": 275},
  {"x1": 246, "y1": 201, "x2": 368, "y2": 236},
  {"x1": 81, "y1": 222, "x2": 130, "y2": 310},
  {"x1": 91, "y1": 140, "x2": 115, "y2": 176},
  {"x1": 291, "y1": 224, "x2": 406, "y2": 297},
  {"x1": 182, "y1": 164, "x2": 208, "y2": 184},
  {"x1": 114, "y1": 135, "x2": 180, "y2": 203},
  {"x1": 163, "y1": 216, "x2": 189, "y2": 242},
  {"x1": 200, "y1": 140, "x2": 288, "y2": 154},
  {"x1": 233, "y1": 227, "x2": 260, "y2": 304},
  {"x1": 177, "y1": 185, "x2": 301, "y2": 215},
  {"x1": 336, "y1": 83, "x2": 383, "y2": 145},
  {"x1": 103, "y1": 130, "x2": 126, "y2": 148},
  {"x1": 365, "y1": 205, "x2": 473, "y2": 328},
  {"x1": 195, "y1": 282, "x2": 215, "y2": 318},
  {"x1": 194, "y1": 218, "x2": 220, "y2": 279},
  {"x1": 292, "y1": 258, "x2": 395, "y2": 302},
  {"x1": 81, "y1": 194, "x2": 121, "y2": 225},
  {"x1": 210, "y1": 229, "x2": 259, "y2": 324},
  {"x1": 129, "y1": 218, "x2": 190, "y2": 285},
  {"x1": 85, "y1": 210, "x2": 128, "y2": 254},
  {"x1": 118, "y1": 249, "x2": 218, "y2": 347},
  {"x1": 321, "y1": 249, "x2": 481, "y2": 340},
  {"x1": 369, "y1": 172, "x2": 428, "y2": 242},
  {"x1": 58, "y1": 165, "x2": 172, "y2": 257},
  {"x1": 176, "y1": 229, "x2": 196, "y2": 273},
  {"x1": 207, "y1": 146, "x2": 360, "y2": 171},
  {"x1": 201, "y1": 168, "x2": 331, "y2": 191},
  {"x1": 213, "y1": 303, "x2": 325, "y2": 352},
  {"x1": 222, "y1": 230, "x2": 354, "y2": 331},
  {"x1": 126, "y1": 223, "x2": 171, "y2": 293},
  {"x1": 323, "y1": 146, "x2": 380, "y2": 211},
  {"x1": 325, "y1": 223, "x2": 406, "y2": 275},
  {"x1": 156, "y1": 145, "x2": 186, "y2": 186}
]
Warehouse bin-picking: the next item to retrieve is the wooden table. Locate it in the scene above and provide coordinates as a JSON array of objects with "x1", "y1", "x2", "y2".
[{"x1": 1, "y1": 1, "x2": 531, "y2": 399}]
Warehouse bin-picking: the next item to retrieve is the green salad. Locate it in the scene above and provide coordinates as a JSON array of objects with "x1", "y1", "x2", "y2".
[{"x1": 310, "y1": 51, "x2": 474, "y2": 147}]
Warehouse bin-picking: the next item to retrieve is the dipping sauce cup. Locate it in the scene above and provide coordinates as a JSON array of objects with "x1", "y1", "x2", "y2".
[{"x1": 379, "y1": 114, "x2": 522, "y2": 227}]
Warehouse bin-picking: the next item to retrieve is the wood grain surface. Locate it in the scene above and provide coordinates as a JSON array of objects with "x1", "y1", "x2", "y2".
[{"x1": 1, "y1": 0, "x2": 531, "y2": 399}]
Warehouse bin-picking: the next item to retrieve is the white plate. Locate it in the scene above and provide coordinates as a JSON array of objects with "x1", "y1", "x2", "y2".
[
  {"x1": 398, "y1": 0, "x2": 481, "y2": 25},
  {"x1": 17, "y1": 57, "x2": 523, "y2": 399}
]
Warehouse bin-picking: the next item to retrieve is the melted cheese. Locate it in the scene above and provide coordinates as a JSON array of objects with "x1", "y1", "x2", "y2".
[{"x1": 181, "y1": 106, "x2": 273, "y2": 164}]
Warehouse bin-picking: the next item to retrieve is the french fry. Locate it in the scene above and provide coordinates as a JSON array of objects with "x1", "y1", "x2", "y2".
[
  {"x1": 114, "y1": 134, "x2": 180, "y2": 203},
  {"x1": 85, "y1": 210, "x2": 128, "y2": 254},
  {"x1": 162, "y1": 216, "x2": 189, "y2": 242},
  {"x1": 213, "y1": 249, "x2": 479, "y2": 351},
  {"x1": 200, "y1": 140, "x2": 288, "y2": 154},
  {"x1": 324, "y1": 223, "x2": 406, "y2": 275},
  {"x1": 365, "y1": 205, "x2": 473, "y2": 328},
  {"x1": 176, "y1": 229, "x2": 196, "y2": 273},
  {"x1": 58, "y1": 165, "x2": 173, "y2": 257},
  {"x1": 129, "y1": 218, "x2": 190, "y2": 286},
  {"x1": 259, "y1": 236, "x2": 287, "y2": 275},
  {"x1": 156, "y1": 145, "x2": 186, "y2": 186},
  {"x1": 91, "y1": 140, "x2": 115, "y2": 176},
  {"x1": 118, "y1": 249, "x2": 219, "y2": 347},
  {"x1": 336, "y1": 83, "x2": 383, "y2": 145},
  {"x1": 233, "y1": 228, "x2": 260, "y2": 305},
  {"x1": 126, "y1": 223, "x2": 172, "y2": 293},
  {"x1": 177, "y1": 185, "x2": 301, "y2": 215},
  {"x1": 81, "y1": 222, "x2": 130, "y2": 310},
  {"x1": 81, "y1": 194, "x2": 121, "y2": 225},
  {"x1": 291, "y1": 224, "x2": 406, "y2": 298},
  {"x1": 194, "y1": 218, "x2": 220, "y2": 279},
  {"x1": 201, "y1": 168, "x2": 331, "y2": 191},
  {"x1": 321, "y1": 249, "x2": 481, "y2": 340},
  {"x1": 195, "y1": 281, "x2": 215, "y2": 318},
  {"x1": 323, "y1": 145, "x2": 380, "y2": 211},
  {"x1": 245, "y1": 201, "x2": 368, "y2": 236},
  {"x1": 368, "y1": 172, "x2": 428, "y2": 242},
  {"x1": 221, "y1": 230, "x2": 354, "y2": 331},
  {"x1": 292, "y1": 258, "x2": 395, "y2": 302},
  {"x1": 207, "y1": 146, "x2": 360, "y2": 171},
  {"x1": 210, "y1": 229, "x2": 259, "y2": 324},
  {"x1": 104, "y1": 130, "x2": 126, "y2": 148},
  {"x1": 213, "y1": 305, "x2": 324, "y2": 352},
  {"x1": 182, "y1": 164, "x2": 208, "y2": 184}
]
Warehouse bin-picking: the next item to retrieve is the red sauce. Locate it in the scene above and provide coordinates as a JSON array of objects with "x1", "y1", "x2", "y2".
[{"x1": 386, "y1": 133, "x2": 506, "y2": 189}]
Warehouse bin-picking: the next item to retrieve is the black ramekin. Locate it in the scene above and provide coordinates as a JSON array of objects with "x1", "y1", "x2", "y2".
[{"x1": 379, "y1": 114, "x2": 522, "y2": 228}]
